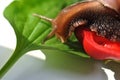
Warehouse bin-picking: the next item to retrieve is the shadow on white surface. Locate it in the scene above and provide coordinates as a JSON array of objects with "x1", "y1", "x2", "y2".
[{"x1": 0, "y1": 46, "x2": 120, "y2": 80}]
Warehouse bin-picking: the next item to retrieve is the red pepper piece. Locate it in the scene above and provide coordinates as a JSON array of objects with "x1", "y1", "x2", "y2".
[{"x1": 75, "y1": 28, "x2": 120, "y2": 60}]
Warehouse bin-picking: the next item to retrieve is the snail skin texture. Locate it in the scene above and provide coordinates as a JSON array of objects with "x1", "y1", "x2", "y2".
[{"x1": 33, "y1": 0, "x2": 120, "y2": 43}]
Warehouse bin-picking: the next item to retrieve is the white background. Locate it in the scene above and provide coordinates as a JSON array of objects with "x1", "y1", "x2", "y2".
[{"x1": 0, "y1": 0, "x2": 118, "y2": 80}]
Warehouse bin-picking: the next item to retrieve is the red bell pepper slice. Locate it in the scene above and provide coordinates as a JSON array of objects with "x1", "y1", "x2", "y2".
[{"x1": 75, "y1": 28, "x2": 120, "y2": 60}]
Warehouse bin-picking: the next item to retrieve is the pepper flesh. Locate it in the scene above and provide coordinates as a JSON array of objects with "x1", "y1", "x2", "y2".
[{"x1": 75, "y1": 27, "x2": 120, "y2": 60}]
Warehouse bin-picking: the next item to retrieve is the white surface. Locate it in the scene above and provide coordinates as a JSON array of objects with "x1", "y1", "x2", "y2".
[
  {"x1": 102, "y1": 68, "x2": 115, "y2": 80},
  {"x1": 0, "y1": 0, "x2": 16, "y2": 49},
  {"x1": 0, "y1": 0, "x2": 119, "y2": 80}
]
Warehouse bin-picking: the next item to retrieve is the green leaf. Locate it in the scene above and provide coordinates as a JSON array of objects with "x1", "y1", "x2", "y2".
[{"x1": 0, "y1": 0, "x2": 89, "y2": 78}]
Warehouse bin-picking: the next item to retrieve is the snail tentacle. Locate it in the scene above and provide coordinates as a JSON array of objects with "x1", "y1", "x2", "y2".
[{"x1": 33, "y1": 13, "x2": 53, "y2": 23}]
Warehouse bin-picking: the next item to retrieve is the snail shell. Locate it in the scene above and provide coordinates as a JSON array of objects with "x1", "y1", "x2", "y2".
[
  {"x1": 33, "y1": 0, "x2": 120, "y2": 43},
  {"x1": 98, "y1": 0, "x2": 120, "y2": 13}
]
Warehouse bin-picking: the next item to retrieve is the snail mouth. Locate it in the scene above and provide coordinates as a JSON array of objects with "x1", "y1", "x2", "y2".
[{"x1": 75, "y1": 27, "x2": 120, "y2": 60}]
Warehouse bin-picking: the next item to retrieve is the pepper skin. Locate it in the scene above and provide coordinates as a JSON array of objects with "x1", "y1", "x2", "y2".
[{"x1": 75, "y1": 28, "x2": 120, "y2": 61}]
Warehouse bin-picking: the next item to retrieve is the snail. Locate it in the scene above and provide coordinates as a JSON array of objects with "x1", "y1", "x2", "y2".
[
  {"x1": 33, "y1": 0, "x2": 120, "y2": 43},
  {"x1": 33, "y1": 0, "x2": 120, "y2": 60}
]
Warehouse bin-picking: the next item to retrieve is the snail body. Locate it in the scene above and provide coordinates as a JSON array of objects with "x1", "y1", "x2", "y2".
[{"x1": 53, "y1": 0, "x2": 120, "y2": 42}]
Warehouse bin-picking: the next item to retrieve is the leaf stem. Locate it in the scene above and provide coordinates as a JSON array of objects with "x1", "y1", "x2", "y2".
[{"x1": 0, "y1": 50, "x2": 23, "y2": 79}]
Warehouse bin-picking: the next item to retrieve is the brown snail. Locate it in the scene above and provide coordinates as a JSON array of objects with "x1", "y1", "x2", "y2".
[
  {"x1": 33, "y1": 0, "x2": 120, "y2": 43},
  {"x1": 33, "y1": 0, "x2": 120, "y2": 60},
  {"x1": 34, "y1": 0, "x2": 120, "y2": 43}
]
